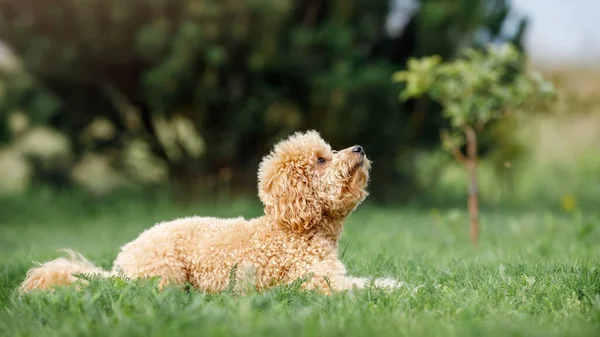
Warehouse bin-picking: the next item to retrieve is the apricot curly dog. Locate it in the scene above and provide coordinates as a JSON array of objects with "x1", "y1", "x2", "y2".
[{"x1": 20, "y1": 130, "x2": 401, "y2": 294}]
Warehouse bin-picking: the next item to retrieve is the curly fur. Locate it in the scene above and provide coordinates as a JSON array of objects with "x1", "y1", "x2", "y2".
[{"x1": 20, "y1": 130, "x2": 402, "y2": 294}]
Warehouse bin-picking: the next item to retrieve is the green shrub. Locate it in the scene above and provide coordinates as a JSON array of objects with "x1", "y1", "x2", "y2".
[{"x1": 0, "y1": 0, "x2": 525, "y2": 199}]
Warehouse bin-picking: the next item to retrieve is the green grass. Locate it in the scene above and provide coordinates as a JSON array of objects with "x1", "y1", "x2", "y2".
[{"x1": 1, "y1": 191, "x2": 599, "y2": 337}]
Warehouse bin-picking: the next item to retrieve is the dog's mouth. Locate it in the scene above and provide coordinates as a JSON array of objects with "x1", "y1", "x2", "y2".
[
  {"x1": 353, "y1": 161, "x2": 364, "y2": 171},
  {"x1": 349, "y1": 156, "x2": 369, "y2": 176}
]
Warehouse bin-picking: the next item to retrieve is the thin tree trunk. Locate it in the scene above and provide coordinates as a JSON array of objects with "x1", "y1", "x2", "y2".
[{"x1": 464, "y1": 126, "x2": 479, "y2": 246}]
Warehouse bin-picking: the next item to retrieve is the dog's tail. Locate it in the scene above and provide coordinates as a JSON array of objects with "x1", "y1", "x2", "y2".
[{"x1": 20, "y1": 249, "x2": 111, "y2": 292}]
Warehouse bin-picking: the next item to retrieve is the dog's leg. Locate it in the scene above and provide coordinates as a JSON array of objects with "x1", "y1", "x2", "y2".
[
  {"x1": 112, "y1": 247, "x2": 188, "y2": 289},
  {"x1": 336, "y1": 275, "x2": 403, "y2": 291},
  {"x1": 336, "y1": 276, "x2": 368, "y2": 290},
  {"x1": 304, "y1": 274, "x2": 403, "y2": 294},
  {"x1": 301, "y1": 274, "x2": 368, "y2": 293},
  {"x1": 301, "y1": 258, "x2": 403, "y2": 294},
  {"x1": 372, "y1": 277, "x2": 404, "y2": 290}
]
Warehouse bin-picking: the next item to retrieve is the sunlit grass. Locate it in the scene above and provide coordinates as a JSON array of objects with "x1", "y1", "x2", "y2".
[{"x1": 1, "y1": 192, "x2": 599, "y2": 337}]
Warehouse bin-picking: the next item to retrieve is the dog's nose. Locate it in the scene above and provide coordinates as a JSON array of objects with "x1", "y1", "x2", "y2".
[{"x1": 352, "y1": 145, "x2": 364, "y2": 154}]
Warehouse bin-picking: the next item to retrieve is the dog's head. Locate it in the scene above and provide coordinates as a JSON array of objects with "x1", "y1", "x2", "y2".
[{"x1": 258, "y1": 130, "x2": 371, "y2": 234}]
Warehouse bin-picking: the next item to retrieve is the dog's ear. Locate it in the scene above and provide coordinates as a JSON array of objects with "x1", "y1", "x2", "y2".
[{"x1": 258, "y1": 159, "x2": 322, "y2": 233}]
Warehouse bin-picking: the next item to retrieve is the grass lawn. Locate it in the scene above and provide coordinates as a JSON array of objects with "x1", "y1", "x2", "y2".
[{"x1": 1, "y1": 192, "x2": 599, "y2": 337}]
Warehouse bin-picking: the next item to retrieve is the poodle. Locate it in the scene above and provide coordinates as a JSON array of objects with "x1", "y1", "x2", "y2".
[{"x1": 20, "y1": 130, "x2": 401, "y2": 294}]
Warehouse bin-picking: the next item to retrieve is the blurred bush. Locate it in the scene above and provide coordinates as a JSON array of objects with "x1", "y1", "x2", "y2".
[{"x1": 0, "y1": 0, "x2": 525, "y2": 199}]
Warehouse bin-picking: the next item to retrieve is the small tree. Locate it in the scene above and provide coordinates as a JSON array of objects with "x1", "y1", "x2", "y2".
[{"x1": 392, "y1": 43, "x2": 554, "y2": 246}]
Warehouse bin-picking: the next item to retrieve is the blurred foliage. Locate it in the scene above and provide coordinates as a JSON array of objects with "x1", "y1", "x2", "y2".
[
  {"x1": 0, "y1": 0, "x2": 526, "y2": 200},
  {"x1": 0, "y1": 69, "x2": 62, "y2": 141}
]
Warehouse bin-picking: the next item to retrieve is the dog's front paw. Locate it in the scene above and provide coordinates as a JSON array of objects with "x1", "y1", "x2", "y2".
[{"x1": 372, "y1": 277, "x2": 404, "y2": 290}]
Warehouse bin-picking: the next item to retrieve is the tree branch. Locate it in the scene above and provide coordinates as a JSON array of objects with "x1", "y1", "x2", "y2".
[{"x1": 440, "y1": 129, "x2": 466, "y2": 163}]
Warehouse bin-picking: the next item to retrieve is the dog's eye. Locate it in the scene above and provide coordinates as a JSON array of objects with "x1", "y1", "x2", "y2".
[
  {"x1": 332, "y1": 150, "x2": 338, "y2": 154},
  {"x1": 317, "y1": 157, "x2": 326, "y2": 164}
]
